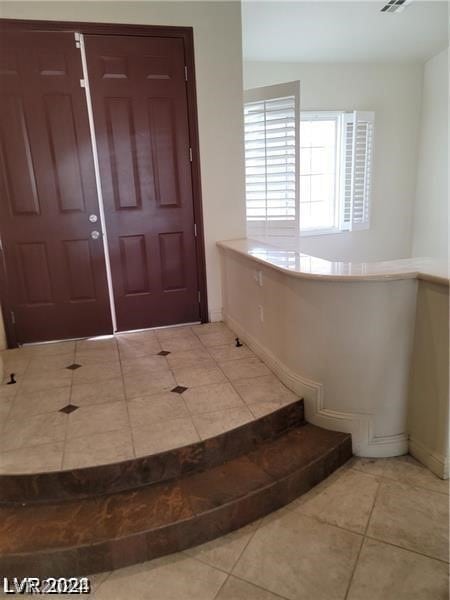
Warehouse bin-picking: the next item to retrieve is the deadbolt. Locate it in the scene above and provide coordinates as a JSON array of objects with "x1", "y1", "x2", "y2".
[
  {"x1": 90, "y1": 230, "x2": 101, "y2": 240},
  {"x1": 89, "y1": 214, "x2": 98, "y2": 223}
]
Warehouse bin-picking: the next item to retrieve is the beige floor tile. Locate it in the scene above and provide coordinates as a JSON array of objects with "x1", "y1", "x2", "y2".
[
  {"x1": 219, "y1": 358, "x2": 271, "y2": 382},
  {"x1": 233, "y1": 375, "x2": 297, "y2": 405},
  {"x1": 76, "y1": 337, "x2": 117, "y2": 352},
  {"x1": 173, "y1": 365, "x2": 227, "y2": 388},
  {"x1": 75, "y1": 348, "x2": 120, "y2": 366},
  {"x1": 67, "y1": 401, "x2": 129, "y2": 440},
  {"x1": 185, "y1": 521, "x2": 260, "y2": 571},
  {"x1": 183, "y1": 382, "x2": 245, "y2": 416},
  {"x1": 63, "y1": 428, "x2": 134, "y2": 469},
  {"x1": 9, "y1": 387, "x2": 71, "y2": 419},
  {"x1": 0, "y1": 397, "x2": 12, "y2": 424},
  {"x1": 121, "y1": 355, "x2": 170, "y2": 376},
  {"x1": 197, "y1": 330, "x2": 237, "y2": 347},
  {"x1": 72, "y1": 362, "x2": 122, "y2": 385},
  {"x1": 155, "y1": 326, "x2": 197, "y2": 341},
  {"x1": 207, "y1": 344, "x2": 255, "y2": 363},
  {"x1": 295, "y1": 468, "x2": 380, "y2": 534},
  {"x1": 233, "y1": 511, "x2": 362, "y2": 600},
  {"x1": 0, "y1": 384, "x2": 18, "y2": 401},
  {"x1": 71, "y1": 378, "x2": 125, "y2": 407},
  {"x1": 117, "y1": 330, "x2": 159, "y2": 343},
  {"x1": 167, "y1": 348, "x2": 216, "y2": 371},
  {"x1": 347, "y1": 538, "x2": 449, "y2": 600},
  {"x1": 0, "y1": 441, "x2": 64, "y2": 474},
  {"x1": 123, "y1": 370, "x2": 176, "y2": 399},
  {"x1": 216, "y1": 576, "x2": 286, "y2": 600},
  {"x1": 128, "y1": 393, "x2": 189, "y2": 428},
  {"x1": 192, "y1": 322, "x2": 231, "y2": 336},
  {"x1": 116, "y1": 333, "x2": 161, "y2": 359},
  {"x1": 24, "y1": 341, "x2": 76, "y2": 357},
  {"x1": 158, "y1": 336, "x2": 203, "y2": 352},
  {"x1": 248, "y1": 400, "x2": 296, "y2": 419},
  {"x1": 367, "y1": 480, "x2": 449, "y2": 561},
  {"x1": 75, "y1": 338, "x2": 119, "y2": 365},
  {"x1": 132, "y1": 417, "x2": 200, "y2": 457},
  {"x1": 193, "y1": 406, "x2": 254, "y2": 440},
  {"x1": 0, "y1": 411, "x2": 67, "y2": 452},
  {"x1": 381, "y1": 454, "x2": 449, "y2": 495},
  {"x1": 94, "y1": 553, "x2": 227, "y2": 600},
  {"x1": 26, "y1": 354, "x2": 77, "y2": 374},
  {"x1": 1, "y1": 352, "x2": 31, "y2": 377},
  {"x1": 349, "y1": 457, "x2": 388, "y2": 478},
  {"x1": 18, "y1": 369, "x2": 73, "y2": 392}
]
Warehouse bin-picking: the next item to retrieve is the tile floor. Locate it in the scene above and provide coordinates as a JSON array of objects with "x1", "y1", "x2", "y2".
[
  {"x1": 0, "y1": 323, "x2": 298, "y2": 473},
  {"x1": 3, "y1": 455, "x2": 445, "y2": 599}
]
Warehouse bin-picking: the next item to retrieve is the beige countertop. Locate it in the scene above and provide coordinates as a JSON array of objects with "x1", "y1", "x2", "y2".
[{"x1": 217, "y1": 239, "x2": 449, "y2": 286}]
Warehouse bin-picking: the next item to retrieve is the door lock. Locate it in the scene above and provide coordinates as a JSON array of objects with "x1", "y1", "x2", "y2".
[
  {"x1": 89, "y1": 214, "x2": 98, "y2": 223},
  {"x1": 90, "y1": 230, "x2": 101, "y2": 240}
]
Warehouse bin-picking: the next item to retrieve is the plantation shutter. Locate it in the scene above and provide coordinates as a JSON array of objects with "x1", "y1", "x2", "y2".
[
  {"x1": 244, "y1": 82, "x2": 300, "y2": 237},
  {"x1": 341, "y1": 111, "x2": 375, "y2": 231}
]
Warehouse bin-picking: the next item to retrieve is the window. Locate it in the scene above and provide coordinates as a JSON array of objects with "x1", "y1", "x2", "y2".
[
  {"x1": 244, "y1": 85, "x2": 374, "y2": 237},
  {"x1": 300, "y1": 112, "x2": 340, "y2": 232}
]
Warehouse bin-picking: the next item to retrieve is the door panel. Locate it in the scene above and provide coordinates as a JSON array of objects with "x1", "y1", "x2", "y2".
[
  {"x1": 0, "y1": 31, "x2": 113, "y2": 343},
  {"x1": 85, "y1": 35, "x2": 200, "y2": 331}
]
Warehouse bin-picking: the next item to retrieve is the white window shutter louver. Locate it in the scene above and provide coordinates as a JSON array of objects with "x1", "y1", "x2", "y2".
[
  {"x1": 341, "y1": 111, "x2": 374, "y2": 231},
  {"x1": 244, "y1": 82, "x2": 300, "y2": 237}
]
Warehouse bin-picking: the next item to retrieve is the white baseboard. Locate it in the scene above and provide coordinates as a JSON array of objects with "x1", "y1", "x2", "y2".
[
  {"x1": 225, "y1": 313, "x2": 408, "y2": 458},
  {"x1": 409, "y1": 437, "x2": 449, "y2": 480}
]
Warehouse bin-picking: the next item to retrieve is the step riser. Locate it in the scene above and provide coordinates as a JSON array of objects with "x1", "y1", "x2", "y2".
[
  {"x1": 0, "y1": 401, "x2": 305, "y2": 505},
  {"x1": 0, "y1": 436, "x2": 352, "y2": 578}
]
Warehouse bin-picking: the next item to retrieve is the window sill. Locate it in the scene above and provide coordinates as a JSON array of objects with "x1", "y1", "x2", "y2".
[{"x1": 299, "y1": 228, "x2": 347, "y2": 238}]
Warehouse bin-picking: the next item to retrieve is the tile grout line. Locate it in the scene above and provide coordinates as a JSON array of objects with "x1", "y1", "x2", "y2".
[
  {"x1": 60, "y1": 345, "x2": 77, "y2": 470},
  {"x1": 343, "y1": 477, "x2": 382, "y2": 600},
  {"x1": 115, "y1": 334, "x2": 138, "y2": 460},
  {"x1": 364, "y1": 533, "x2": 450, "y2": 565},
  {"x1": 350, "y1": 464, "x2": 449, "y2": 498}
]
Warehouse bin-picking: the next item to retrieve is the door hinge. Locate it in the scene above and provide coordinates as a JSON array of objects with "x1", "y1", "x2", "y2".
[
  {"x1": 189, "y1": 147, "x2": 193, "y2": 162},
  {"x1": 197, "y1": 291, "x2": 201, "y2": 303},
  {"x1": 194, "y1": 223, "x2": 197, "y2": 237},
  {"x1": 80, "y1": 79, "x2": 86, "y2": 88},
  {"x1": 10, "y1": 310, "x2": 15, "y2": 325},
  {"x1": 74, "y1": 32, "x2": 81, "y2": 49},
  {"x1": 184, "y1": 65, "x2": 188, "y2": 81},
  {"x1": 0, "y1": 238, "x2": 3, "y2": 253}
]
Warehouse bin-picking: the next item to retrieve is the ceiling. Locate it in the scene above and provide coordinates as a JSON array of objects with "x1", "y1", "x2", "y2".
[{"x1": 242, "y1": 0, "x2": 449, "y2": 63}]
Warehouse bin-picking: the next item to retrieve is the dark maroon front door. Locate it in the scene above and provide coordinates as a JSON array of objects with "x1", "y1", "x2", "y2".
[
  {"x1": 84, "y1": 34, "x2": 201, "y2": 331},
  {"x1": 0, "y1": 31, "x2": 113, "y2": 343}
]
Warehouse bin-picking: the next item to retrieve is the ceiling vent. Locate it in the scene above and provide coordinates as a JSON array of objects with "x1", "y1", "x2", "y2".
[{"x1": 380, "y1": 0, "x2": 411, "y2": 13}]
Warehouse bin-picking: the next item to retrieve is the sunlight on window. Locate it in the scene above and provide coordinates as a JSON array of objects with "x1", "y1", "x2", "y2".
[{"x1": 300, "y1": 117, "x2": 338, "y2": 231}]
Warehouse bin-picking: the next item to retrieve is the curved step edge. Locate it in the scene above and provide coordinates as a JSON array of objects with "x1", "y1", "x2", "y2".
[
  {"x1": 0, "y1": 431, "x2": 352, "y2": 578},
  {"x1": 0, "y1": 399, "x2": 305, "y2": 505}
]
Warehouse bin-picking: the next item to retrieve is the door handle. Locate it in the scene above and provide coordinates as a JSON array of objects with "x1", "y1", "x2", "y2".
[{"x1": 90, "y1": 230, "x2": 101, "y2": 240}]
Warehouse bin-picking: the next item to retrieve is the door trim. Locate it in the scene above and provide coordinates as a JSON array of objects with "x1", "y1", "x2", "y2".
[{"x1": 0, "y1": 19, "x2": 209, "y2": 346}]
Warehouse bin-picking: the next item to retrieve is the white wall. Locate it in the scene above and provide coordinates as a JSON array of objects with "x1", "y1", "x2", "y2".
[
  {"x1": 243, "y1": 61, "x2": 423, "y2": 262},
  {"x1": 0, "y1": 1, "x2": 246, "y2": 327},
  {"x1": 412, "y1": 48, "x2": 449, "y2": 260},
  {"x1": 220, "y1": 245, "x2": 418, "y2": 458}
]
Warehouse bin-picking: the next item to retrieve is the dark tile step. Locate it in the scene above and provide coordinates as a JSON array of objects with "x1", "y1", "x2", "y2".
[
  {"x1": 0, "y1": 399, "x2": 305, "y2": 505},
  {"x1": 0, "y1": 423, "x2": 352, "y2": 578}
]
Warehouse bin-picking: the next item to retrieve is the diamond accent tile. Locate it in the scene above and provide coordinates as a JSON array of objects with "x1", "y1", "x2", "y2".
[
  {"x1": 66, "y1": 363, "x2": 82, "y2": 371},
  {"x1": 59, "y1": 404, "x2": 79, "y2": 414},
  {"x1": 171, "y1": 385, "x2": 188, "y2": 394},
  {"x1": 158, "y1": 351, "x2": 171, "y2": 356}
]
